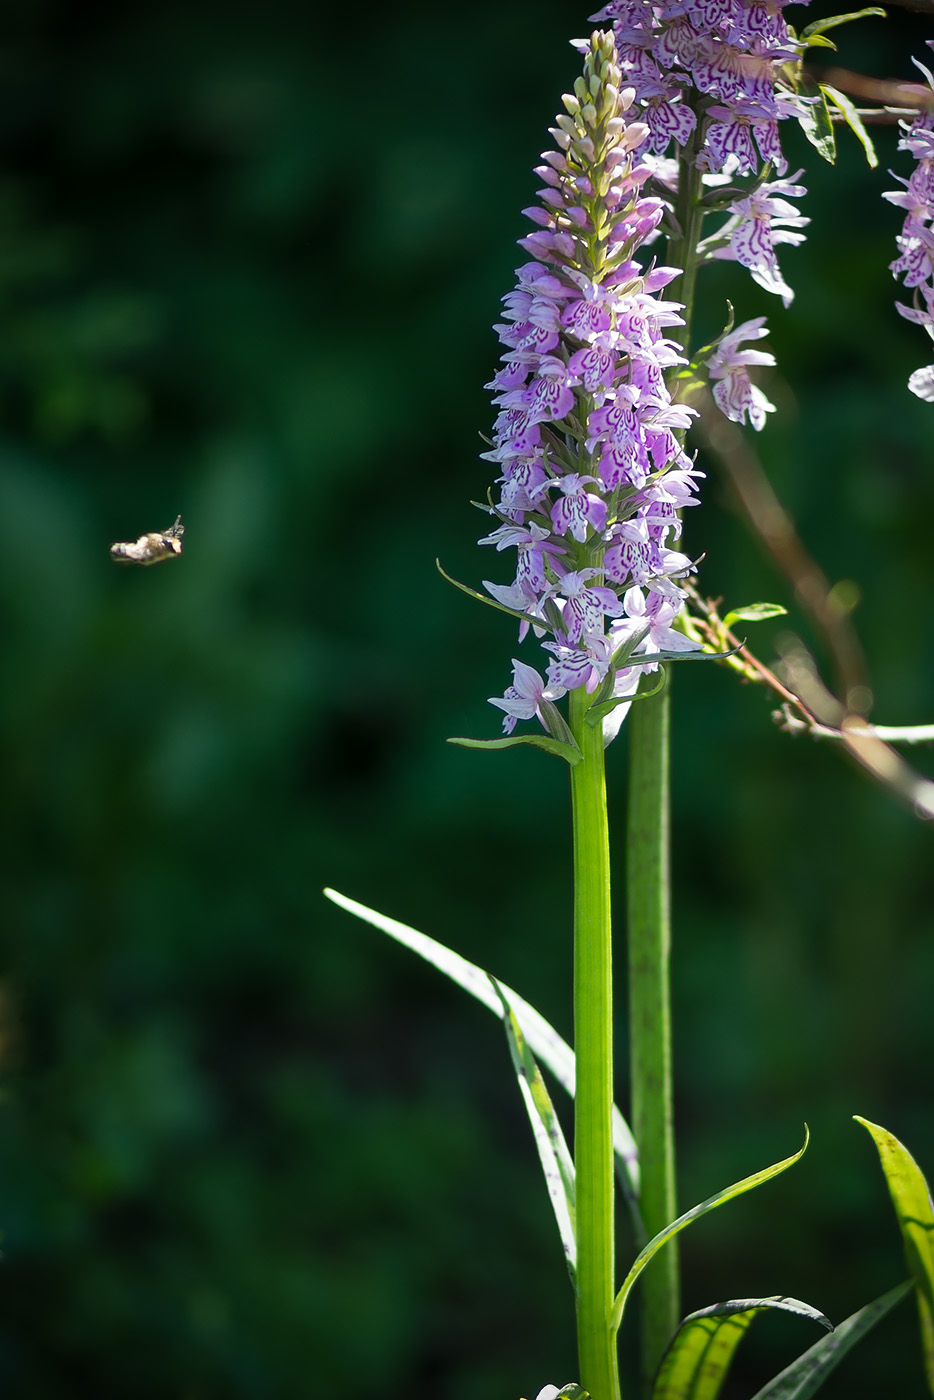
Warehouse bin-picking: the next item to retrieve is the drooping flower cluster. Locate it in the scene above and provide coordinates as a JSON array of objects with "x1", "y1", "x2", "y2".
[
  {"x1": 483, "y1": 32, "x2": 703, "y2": 741},
  {"x1": 883, "y1": 49, "x2": 934, "y2": 402},
  {"x1": 588, "y1": 0, "x2": 810, "y2": 307}
]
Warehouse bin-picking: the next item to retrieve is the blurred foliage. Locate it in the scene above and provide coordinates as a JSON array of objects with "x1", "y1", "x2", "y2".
[{"x1": 0, "y1": 0, "x2": 933, "y2": 1397}]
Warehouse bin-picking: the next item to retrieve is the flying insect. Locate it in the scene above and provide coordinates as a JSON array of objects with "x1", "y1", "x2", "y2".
[{"x1": 110, "y1": 515, "x2": 185, "y2": 566}]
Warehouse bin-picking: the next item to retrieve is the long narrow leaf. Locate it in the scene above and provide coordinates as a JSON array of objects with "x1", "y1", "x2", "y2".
[
  {"x1": 822, "y1": 83, "x2": 878, "y2": 167},
  {"x1": 322, "y1": 888, "x2": 644, "y2": 1238},
  {"x1": 748, "y1": 1281, "x2": 912, "y2": 1400},
  {"x1": 612, "y1": 1131, "x2": 809, "y2": 1332},
  {"x1": 493, "y1": 979, "x2": 577, "y2": 1282},
  {"x1": 855, "y1": 1116, "x2": 934, "y2": 1393},
  {"x1": 653, "y1": 1296, "x2": 831, "y2": 1400},
  {"x1": 800, "y1": 6, "x2": 885, "y2": 40}
]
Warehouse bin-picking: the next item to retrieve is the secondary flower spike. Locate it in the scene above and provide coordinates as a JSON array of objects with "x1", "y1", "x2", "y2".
[
  {"x1": 884, "y1": 47, "x2": 934, "y2": 401},
  {"x1": 590, "y1": 0, "x2": 810, "y2": 305},
  {"x1": 481, "y1": 30, "x2": 702, "y2": 741}
]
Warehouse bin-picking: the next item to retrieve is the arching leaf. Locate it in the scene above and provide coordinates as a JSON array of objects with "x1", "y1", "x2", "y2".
[
  {"x1": 653, "y1": 1296, "x2": 831, "y2": 1400},
  {"x1": 748, "y1": 1282, "x2": 912, "y2": 1400},
  {"x1": 322, "y1": 888, "x2": 645, "y2": 1240},
  {"x1": 855, "y1": 1117, "x2": 934, "y2": 1393},
  {"x1": 612, "y1": 1132, "x2": 809, "y2": 1332},
  {"x1": 493, "y1": 979, "x2": 576, "y2": 1282}
]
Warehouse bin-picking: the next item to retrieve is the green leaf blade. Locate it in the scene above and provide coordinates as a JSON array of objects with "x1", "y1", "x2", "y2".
[
  {"x1": 613, "y1": 1130, "x2": 809, "y2": 1332},
  {"x1": 653, "y1": 1297, "x2": 831, "y2": 1400},
  {"x1": 321, "y1": 889, "x2": 644, "y2": 1228},
  {"x1": 448, "y1": 733, "x2": 582, "y2": 765},
  {"x1": 796, "y1": 78, "x2": 836, "y2": 163},
  {"x1": 435, "y1": 558, "x2": 555, "y2": 634},
  {"x1": 856, "y1": 1116, "x2": 934, "y2": 1393},
  {"x1": 493, "y1": 979, "x2": 577, "y2": 1282},
  {"x1": 822, "y1": 84, "x2": 878, "y2": 167},
  {"x1": 800, "y1": 6, "x2": 885, "y2": 40},
  {"x1": 722, "y1": 602, "x2": 787, "y2": 626},
  {"x1": 748, "y1": 1281, "x2": 912, "y2": 1400}
]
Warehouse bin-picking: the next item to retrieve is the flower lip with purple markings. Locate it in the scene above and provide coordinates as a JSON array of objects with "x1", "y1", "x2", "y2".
[{"x1": 705, "y1": 315, "x2": 776, "y2": 429}]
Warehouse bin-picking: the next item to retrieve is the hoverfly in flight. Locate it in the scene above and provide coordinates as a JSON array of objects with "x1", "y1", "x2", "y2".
[{"x1": 110, "y1": 515, "x2": 185, "y2": 566}]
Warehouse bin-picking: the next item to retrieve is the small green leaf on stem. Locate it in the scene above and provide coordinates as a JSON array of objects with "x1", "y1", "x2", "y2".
[
  {"x1": 800, "y1": 7, "x2": 885, "y2": 41},
  {"x1": 587, "y1": 672, "x2": 667, "y2": 728},
  {"x1": 648, "y1": 644, "x2": 744, "y2": 664},
  {"x1": 447, "y1": 733, "x2": 582, "y2": 764},
  {"x1": 435, "y1": 559, "x2": 555, "y2": 634},
  {"x1": 822, "y1": 84, "x2": 878, "y2": 167},
  {"x1": 722, "y1": 602, "x2": 787, "y2": 626},
  {"x1": 796, "y1": 75, "x2": 836, "y2": 163}
]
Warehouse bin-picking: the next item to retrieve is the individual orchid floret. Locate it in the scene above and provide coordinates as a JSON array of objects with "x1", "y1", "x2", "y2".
[
  {"x1": 609, "y1": 586, "x2": 702, "y2": 660},
  {"x1": 477, "y1": 30, "x2": 704, "y2": 740},
  {"x1": 884, "y1": 48, "x2": 934, "y2": 399},
  {"x1": 707, "y1": 173, "x2": 809, "y2": 307},
  {"x1": 489, "y1": 659, "x2": 567, "y2": 735},
  {"x1": 705, "y1": 315, "x2": 776, "y2": 429},
  {"x1": 896, "y1": 285, "x2": 934, "y2": 401}
]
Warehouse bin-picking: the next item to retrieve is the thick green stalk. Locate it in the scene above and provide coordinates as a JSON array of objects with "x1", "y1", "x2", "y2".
[
  {"x1": 569, "y1": 686, "x2": 620, "y2": 1400},
  {"x1": 625, "y1": 113, "x2": 704, "y2": 1395},
  {"x1": 626, "y1": 680, "x2": 678, "y2": 1393}
]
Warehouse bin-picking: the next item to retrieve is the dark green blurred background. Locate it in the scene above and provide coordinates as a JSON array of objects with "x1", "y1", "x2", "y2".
[{"x1": 1, "y1": 1, "x2": 932, "y2": 1396}]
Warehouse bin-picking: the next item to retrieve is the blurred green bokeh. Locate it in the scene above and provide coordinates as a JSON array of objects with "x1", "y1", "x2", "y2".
[{"x1": 1, "y1": 2, "x2": 933, "y2": 1396}]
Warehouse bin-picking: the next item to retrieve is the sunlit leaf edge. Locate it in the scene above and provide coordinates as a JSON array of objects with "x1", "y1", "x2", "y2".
[
  {"x1": 747, "y1": 1280, "x2": 912, "y2": 1400},
  {"x1": 652, "y1": 1295, "x2": 831, "y2": 1400},
  {"x1": 321, "y1": 888, "x2": 645, "y2": 1232},
  {"x1": 493, "y1": 979, "x2": 578, "y2": 1282},
  {"x1": 855, "y1": 1116, "x2": 934, "y2": 1393},
  {"x1": 612, "y1": 1129, "x2": 809, "y2": 1332}
]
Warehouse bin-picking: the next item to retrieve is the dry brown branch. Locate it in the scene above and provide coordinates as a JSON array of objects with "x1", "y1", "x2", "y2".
[{"x1": 688, "y1": 390, "x2": 934, "y2": 820}]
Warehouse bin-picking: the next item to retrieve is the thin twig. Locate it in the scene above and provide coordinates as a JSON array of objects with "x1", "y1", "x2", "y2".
[
  {"x1": 806, "y1": 64, "x2": 934, "y2": 113},
  {"x1": 689, "y1": 392, "x2": 934, "y2": 820},
  {"x1": 692, "y1": 389, "x2": 869, "y2": 710}
]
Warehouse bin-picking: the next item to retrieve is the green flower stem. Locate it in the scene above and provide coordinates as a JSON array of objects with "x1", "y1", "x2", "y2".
[
  {"x1": 626, "y1": 679, "x2": 678, "y2": 1394},
  {"x1": 569, "y1": 685, "x2": 621, "y2": 1400},
  {"x1": 624, "y1": 113, "x2": 704, "y2": 1395}
]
